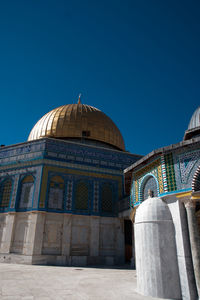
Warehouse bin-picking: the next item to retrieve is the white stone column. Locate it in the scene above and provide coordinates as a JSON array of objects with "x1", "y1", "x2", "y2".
[
  {"x1": 90, "y1": 216, "x2": 99, "y2": 257},
  {"x1": 184, "y1": 196, "x2": 200, "y2": 298},
  {"x1": 0, "y1": 213, "x2": 15, "y2": 253},
  {"x1": 166, "y1": 195, "x2": 198, "y2": 300}
]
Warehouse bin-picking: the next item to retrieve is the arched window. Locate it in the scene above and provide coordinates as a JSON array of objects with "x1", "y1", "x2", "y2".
[
  {"x1": 101, "y1": 183, "x2": 113, "y2": 213},
  {"x1": 18, "y1": 175, "x2": 34, "y2": 209},
  {"x1": 48, "y1": 176, "x2": 64, "y2": 210},
  {"x1": 0, "y1": 179, "x2": 12, "y2": 209},
  {"x1": 75, "y1": 181, "x2": 88, "y2": 210},
  {"x1": 142, "y1": 176, "x2": 158, "y2": 201}
]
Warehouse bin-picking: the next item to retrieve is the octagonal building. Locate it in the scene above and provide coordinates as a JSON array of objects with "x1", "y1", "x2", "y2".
[{"x1": 0, "y1": 98, "x2": 141, "y2": 266}]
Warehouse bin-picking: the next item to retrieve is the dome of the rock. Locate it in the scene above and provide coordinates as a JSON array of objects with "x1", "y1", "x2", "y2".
[{"x1": 28, "y1": 101, "x2": 125, "y2": 151}]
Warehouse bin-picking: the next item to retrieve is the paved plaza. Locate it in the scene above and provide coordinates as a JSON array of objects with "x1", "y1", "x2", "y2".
[{"x1": 0, "y1": 263, "x2": 161, "y2": 300}]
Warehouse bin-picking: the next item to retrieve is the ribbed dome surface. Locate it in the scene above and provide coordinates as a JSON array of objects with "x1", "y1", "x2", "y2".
[
  {"x1": 28, "y1": 103, "x2": 125, "y2": 151},
  {"x1": 188, "y1": 106, "x2": 200, "y2": 130}
]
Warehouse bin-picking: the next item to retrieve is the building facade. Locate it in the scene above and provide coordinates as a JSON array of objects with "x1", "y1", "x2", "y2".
[
  {"x1": 126, "y1": 106, "x2": 200, "y2": 299},
  {"x1": 0, "y1": 100, "x2": 141, "y2": 266}
]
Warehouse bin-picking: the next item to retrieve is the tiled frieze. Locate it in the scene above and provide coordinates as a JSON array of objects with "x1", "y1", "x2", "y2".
[
  {"x1": 0, "y1": 139, "x2": 140, "y2": 172},
  {"x1": 45, "y1": 138, "x2": 138, "y2": 166},
  {"x1": 44, "y1": 139, "x2": 139, "y2": 170},
  {"x1": 0, "y1": 141, "x2": 45, "y2": 166}
]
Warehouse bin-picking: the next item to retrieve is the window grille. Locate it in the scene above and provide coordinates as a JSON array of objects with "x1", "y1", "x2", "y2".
[
  {"x1": 48, "y1": 176, "x2": 64, "y2": 210},
  {"x1": 0, "y1": 179, "x2": 12, "y2": 208},
  {"x1": 75, "y1": 181, "x2": 88, "y2": 210},
  {"x1": 18, "y1": 175, "x2": 34, "y2": 209},
  {"x1": 101, "y1": 183, "x2": 113, "y2": 213}
]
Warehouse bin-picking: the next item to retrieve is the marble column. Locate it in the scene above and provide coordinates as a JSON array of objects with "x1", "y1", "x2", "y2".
[
  {"x1": 164, "y1": 195, "x2": 197, "y2": 299},
  {"x1": 184, "y1": 196, "x2": 200, "y2": 298}
]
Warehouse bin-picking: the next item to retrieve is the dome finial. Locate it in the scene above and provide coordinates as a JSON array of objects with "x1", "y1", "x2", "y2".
[{"x1": 78, "y1": 93, "x2": 81, "y2": 104}]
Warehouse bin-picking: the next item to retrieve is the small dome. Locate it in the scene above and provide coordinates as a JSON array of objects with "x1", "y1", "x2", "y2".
[
  {"x1": 184, "y1": 106, "x2": 200, "y2": 140},
  {"x1": 188, "y1": 106, "x2": 200, "y2": 130},
  {"x1": 28, "y1": 102, "x2": 125, "y2": 151},
  {"x1": 135, "y1": 197, "x2": 172, "y2": 223}
]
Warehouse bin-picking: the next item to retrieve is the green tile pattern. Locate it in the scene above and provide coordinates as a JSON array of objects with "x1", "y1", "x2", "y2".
[{"x1": 164, "y1": 153, "x2": 177, "y2": 191}]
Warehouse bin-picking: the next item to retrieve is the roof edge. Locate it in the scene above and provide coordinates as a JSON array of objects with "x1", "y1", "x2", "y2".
[{"x1": 124, "y1": 136, "x2": 200, "y2": 173}]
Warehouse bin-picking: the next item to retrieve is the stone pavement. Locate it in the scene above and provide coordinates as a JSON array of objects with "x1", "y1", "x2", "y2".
[{"x1": 0, "y1": 263, "x2": 160, "y2": 300}]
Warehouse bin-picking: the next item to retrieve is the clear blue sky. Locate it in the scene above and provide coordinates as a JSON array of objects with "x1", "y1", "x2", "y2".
[{"x1": 0, "y1": 0, "x2": 199, "y2": 155}]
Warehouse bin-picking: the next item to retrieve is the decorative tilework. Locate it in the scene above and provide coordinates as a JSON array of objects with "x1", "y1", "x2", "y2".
[
  {"x1": 0, "y1": 166, "x2": 42, "y2": 211},
  {"x1": 172, "y1": 148, "x2": 200, "y2": 191},
  {"x1": 131, "y1": 158, "x2": 164, "y2": 206},
  {"x1": 134, "y1": 181, "x2": 139, "y2": 204},
  {"x1": 157, "y1": 165, "x2": 164, "y2": 194},
  {"x1": 101, "y1": 183, "x2": 113, "y2": 213},
  {"x1": 48, "y1": 187, "x2": 64, "y2": 209},
  {"x1": 66, "y1": 180, "x2": 73, "y2": 210},
  {"x1": 39, "y1": 165, "x2": 123, "y2": 210},
  {"x1": 142, "y1": 176, "x2": 158, "y2": 200},
  {"x1": 134, "y1": 159, "x2": 161, "y2": 180},
  {"x1": 0, "y1": 138, "x2": 138, "y2": 214},
  {"x1": 75, "y1": 181, "x2": 89, "y2": 210},
  {"x1": 161, "y1": 154, "x2": 168, "y2": 192},
  {"x1": 164, "y1": 153, "x2": 177, "y2": 192},
  {"x1": 18, "y1": 175, "x2": 34, "y2": 209},
  {"x1": 0, "y1": 179, "x2": 12, "y2": 208},
  {"x1": 10, "y1": 175, "x2": 19, "y2": 208},
  {"x1": 45, "y1": 139, "x2": 139, "y2": 170},
  {"x1": 48, "y1": 176, "x2": 64, "y2": 210},
  {"x1": 178, "y1": 151, "x2": 200, "y2": 183},
  {"x1": 93, "y1": 181, "x2": 99, "y2": 212}
]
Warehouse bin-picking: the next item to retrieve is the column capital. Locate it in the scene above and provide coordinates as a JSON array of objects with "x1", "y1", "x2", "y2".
[
  {"x1": 176, "y1": 191, "x2": 199, "y2": 209},
  {"x1": 183, "y1": 198, "x2": 196, "y2": 209}
]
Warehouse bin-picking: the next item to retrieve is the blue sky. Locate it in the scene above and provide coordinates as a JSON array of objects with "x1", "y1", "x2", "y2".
[{"x1": 0, "y1": 0, "x2": 199, "y2": 155}]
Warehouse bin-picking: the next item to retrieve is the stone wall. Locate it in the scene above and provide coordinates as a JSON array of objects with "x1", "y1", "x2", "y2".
[{"x1": 0, "y1": 212, "x2": 125, "y2": 266}]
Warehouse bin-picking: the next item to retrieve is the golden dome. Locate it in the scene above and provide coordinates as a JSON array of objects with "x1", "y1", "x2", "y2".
[{"x1": 28, "y1": 102, "x2": 125, "y2": 151}]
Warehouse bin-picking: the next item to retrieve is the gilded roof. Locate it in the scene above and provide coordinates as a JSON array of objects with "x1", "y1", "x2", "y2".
[{"x1": 28, "y1": 103, "x2": 125, "y2": 151}]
